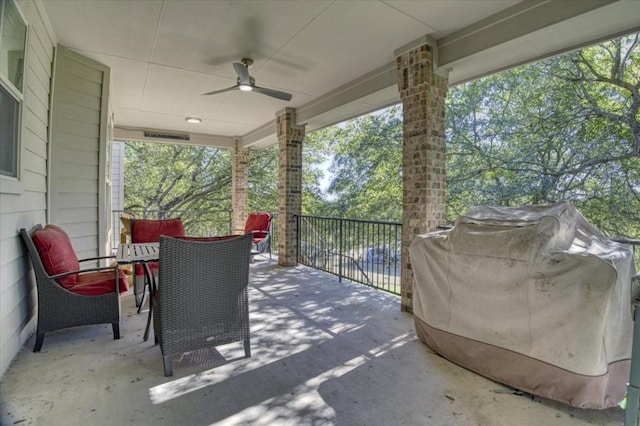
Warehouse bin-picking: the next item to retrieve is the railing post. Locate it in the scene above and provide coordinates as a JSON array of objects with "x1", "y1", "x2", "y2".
[
  {"x1": 296, "y1": 215, "x2": 300, "y2": 264},
  {"x1": 339, "y1": 218, "x2": 343, "y2": 283}
]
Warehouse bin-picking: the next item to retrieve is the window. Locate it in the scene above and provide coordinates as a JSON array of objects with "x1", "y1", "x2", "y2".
[{"x1": 0, "y1": 0, "x2": 27, "y2": 180}]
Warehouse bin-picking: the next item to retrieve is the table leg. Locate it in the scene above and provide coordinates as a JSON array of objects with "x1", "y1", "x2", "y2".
[{"x1": 143, "y1": 263, "x2": 155, "y2": 342}]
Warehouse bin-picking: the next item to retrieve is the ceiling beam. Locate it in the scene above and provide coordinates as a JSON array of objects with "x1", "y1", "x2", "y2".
[
  {"x1": 295, "y1": 61, "x2": 397, "y2": 129},
  {"x1": 437, "y1": 0, "x2": 617, "y2": 68}
]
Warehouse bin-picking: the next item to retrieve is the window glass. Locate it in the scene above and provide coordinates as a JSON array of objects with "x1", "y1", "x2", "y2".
[
  {"x1": 0, "y1": 84, "x2": 19, "y2": 177},
  {"x1": 0, "y1": 0, "x2": 26, "y2": 181},
  {"x1": 1, "y1": 0, "x2": 27, "y2": 93}
]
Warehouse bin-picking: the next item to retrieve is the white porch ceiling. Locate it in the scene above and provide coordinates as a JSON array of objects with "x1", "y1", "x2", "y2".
[{"x1": 41, "y1": 0, "x2": 640, "y2": 149}]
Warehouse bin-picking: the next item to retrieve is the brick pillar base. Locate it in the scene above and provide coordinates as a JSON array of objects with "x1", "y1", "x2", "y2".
[
  {"x1": 397, "y1": 44, "x2": 448, "y2": 313},
  {"x1": 277, "y1": 108, "x2": 305, "y2": 266},
  {"x1": 232, "y1": 141, "x2": 249, "y2": 234}
]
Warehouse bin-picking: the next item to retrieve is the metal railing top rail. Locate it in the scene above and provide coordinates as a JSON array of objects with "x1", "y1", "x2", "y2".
[{"x1": 297, "y1": 214, "x2": 401, "y2": 226}]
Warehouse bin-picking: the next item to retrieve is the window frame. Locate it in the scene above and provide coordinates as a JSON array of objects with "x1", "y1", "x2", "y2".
[{"x1": 0, "y1": 0, "x2": 28, "y2": 194}]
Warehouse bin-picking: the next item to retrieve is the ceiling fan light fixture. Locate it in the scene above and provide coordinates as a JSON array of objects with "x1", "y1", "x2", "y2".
[
  {"x1": 185, "y1": 117, "x2": 202, "y2": 124},
  {"x1": 239, "y1": 84, "x2": 253, "y2": 92}
]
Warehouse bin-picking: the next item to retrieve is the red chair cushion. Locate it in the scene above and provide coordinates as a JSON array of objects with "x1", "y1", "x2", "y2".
[
  {"x1": 31, "y1": 225, "x2": 80, "y2": 288},
  {"x1": 72, "y1": 269, "x2": 129, "y2": 296},
  {"x1": 131, "y1": 218, "x2": 185, "y2": 243},
  {"x1": 131, "y1": 218, "x2": 185, "y2": 278},
  {"x1": 244, "y1": 213, "x2": 271, "y2": 240}
]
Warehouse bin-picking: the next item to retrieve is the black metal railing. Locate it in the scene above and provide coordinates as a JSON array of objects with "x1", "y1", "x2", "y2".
[{"x1": 296, "y1": 215, "x2": 402, "y2": 295}]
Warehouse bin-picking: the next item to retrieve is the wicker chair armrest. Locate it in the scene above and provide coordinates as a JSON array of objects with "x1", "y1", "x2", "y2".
[
  {"x1": 49, "y1": 264, "x2": 120, "y2": 280},
  {"x1": 78, "y1": 255, "x2": 116, "y2": 263}
]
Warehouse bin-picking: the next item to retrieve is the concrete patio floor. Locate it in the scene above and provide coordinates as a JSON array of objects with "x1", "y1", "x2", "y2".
[{"x1": 0, "y1": 260, "x2": 625, "y2": 425}]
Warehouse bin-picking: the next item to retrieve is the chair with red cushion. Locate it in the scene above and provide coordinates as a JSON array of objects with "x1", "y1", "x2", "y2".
[
  {"x1": 130, "y1": 218, "x2": 185, "y2": 309},
  {"x1": 20, "y1": 225, "x2": 129, "y2": 352},
  {"x1": 244, "y1": 212, "x2": 273, "y2": 258}
]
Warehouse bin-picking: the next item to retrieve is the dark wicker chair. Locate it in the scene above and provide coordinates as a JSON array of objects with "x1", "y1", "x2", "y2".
[
  {"x1": 154, "y1": 233, "x2": 253, "y2": 376},
  {"x1": 20, "y1": 225, "x2": 127, "y2": 351}
]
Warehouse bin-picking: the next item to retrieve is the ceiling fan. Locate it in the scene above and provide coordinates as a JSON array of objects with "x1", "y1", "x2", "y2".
[{"x1": 202, "y1": 58, "x2": 292, "y2": 101}]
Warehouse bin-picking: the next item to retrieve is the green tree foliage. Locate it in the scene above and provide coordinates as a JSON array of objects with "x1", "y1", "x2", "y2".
[
  {"x1": 303, "y1": 106, "x2": 403, "y2": 221},
  {"x1": 248, "y1": 146, "x2": 278, "y2": 213},
  {"x1": 446, "y1": 34, "x2": 640, "y2": 237},
  {"x1": 124, "y1": 142, "x2": 232, "y2": 235}
]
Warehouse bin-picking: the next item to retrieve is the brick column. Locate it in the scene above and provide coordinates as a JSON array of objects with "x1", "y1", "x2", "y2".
[
  {"x1": 232, "y1": 140, "x2": 249, "y2": 234},
  {"x1": 397, "y1": 44, "x2": 448, "y2": 313},
  {"x1": 277, "y1": 108, "x2": 305, "y2": 266}
]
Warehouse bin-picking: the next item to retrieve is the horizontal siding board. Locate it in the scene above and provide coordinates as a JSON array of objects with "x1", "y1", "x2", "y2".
[
  {"x1": 0, "y1": 301, "x2": 33, "y2": 356},
  {"x1": 63, "y1": 56, "x2": 105, "y2": 84},
  {"x1": 21, "y1": 171, "x2": 46, "y2": 192},
  {"x1": 56, "y1": 220, "x2": 96, "y2": 235},
  {"x1": 0, "y1": 208, "x2": 47, "y2": 236},
  {"x1": 50, "y1": 192, "x2": 97, "y2": 209},
  {"x1": 24, "y1": 88, "x2": 49, "y2": 125},
  {"x1": 23, "y1": 129, "x2": 48, "y2": 159},
  {"x1": 58, "y1": 71, "x2": 102, "y2": 99},
  {"x1": 0, "y1": 192, "x2": 46, "y2": 214},
  {"x1": 57, "y1": 102, "x2": 101, "y2": 125},
  {"x1": 28, "y1": 35, "x2": 53, "y2": 83},
  {"x1": 53, "y1": 117, "x2": 100, "y2": 139},
  {"x1": 22, "y1": 109, "x2": 48, "y2": 141},
  {"x1": 0, "y1": 245, "x2": 21, "y2": 274},
  {"x1": 56, "y1": 148, "x2": 98, "y2": 165},
  {"x1": 22, "y1": 149, "x2": 47, "y2": 176},
  {"x1": 54, "y1": 86, "x2": 101, "y2": 110},
  {"x1": 25, "y1": 71, "x2": 50, "y2": 107},
  {"x1": 54, "y1": 207, "x2": 97, "y2": 223},
  {"x1": 52, "y1": 178, "x2": 98, "y2": 193},
  {"x1": 26, "y1": 55, "x2": 51, "y2": 100},
  {"x1": 53, "y1": 133, "x2": 99, "y2": 151},
  {"x1": 54, "y1": 162, "x2": 98, "y2": 179}
]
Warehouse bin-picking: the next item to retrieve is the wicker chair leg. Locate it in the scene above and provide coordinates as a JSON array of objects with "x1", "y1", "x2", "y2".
[
  {"x1": 163, "y1": 356, "x2": 173, "y2": 377},
  {"x1": 244, "y1": 339, "x2": 251, "y2": 358},
  {"x1": 33, "y1": 333, "x2": 44, "y2": 352},
  {"x1": 112, "y1": 323, "x2": 120, "y2": 339}
]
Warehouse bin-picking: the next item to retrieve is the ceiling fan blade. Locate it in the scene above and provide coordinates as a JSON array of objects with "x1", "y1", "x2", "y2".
[
  {"x1": 201, "y1": 85, "x2": 240, "y2": 96},
  {"x1": 233, "y1": 62, "x2": 251, "y2": 85},
  {"x1": 252, "y1": 85, "x2": 292, "y2": 101}
]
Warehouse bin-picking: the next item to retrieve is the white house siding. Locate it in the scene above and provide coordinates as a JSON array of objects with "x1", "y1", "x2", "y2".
[
  {"x1": 0, "y1": 0, "x2": 55, "y2": 377},
  {"x1": 111, "y1": 141, "x2": 124, "y2": 213},
  {"x1": 49, "y1": 46, "x2": 110, "y2": 261}
]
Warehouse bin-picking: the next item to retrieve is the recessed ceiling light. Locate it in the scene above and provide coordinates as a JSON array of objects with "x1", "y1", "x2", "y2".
[{"x1": 185, "y1": 117, "x2": 201, "y2": 124}]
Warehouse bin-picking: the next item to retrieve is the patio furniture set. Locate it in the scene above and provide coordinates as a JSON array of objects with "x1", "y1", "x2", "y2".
[{"x1": 18, "y1": 212, "x2": 273, "y2": 376}]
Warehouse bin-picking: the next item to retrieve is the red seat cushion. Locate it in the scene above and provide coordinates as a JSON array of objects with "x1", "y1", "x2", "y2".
[
  {"x1": 32, "y1": 225, "x2": 80, "y2": 288},
  {"x1": 131, "y1": 218, "x2": 185, "y2": 278},
  {"x1": 71, "y1": 269, "x2": 129, "y2": 296},
  {"x1": 131, "y1": 218, "x2": 185, "y2": 243},
  {"x1": 244, "y1": 213, "x2": 272, "y2": 241}
]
